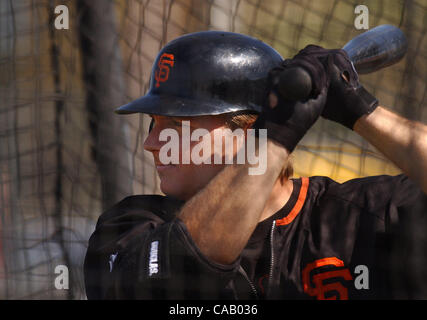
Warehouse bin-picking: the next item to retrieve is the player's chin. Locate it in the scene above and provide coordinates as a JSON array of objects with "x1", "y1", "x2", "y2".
[
  {"x1": 157, "y1": 166, "x2": 191, "y2": 200},
  {"x1": 155, "y1": 164, "x2": 176, "y2": 174},
  {"x1": 159, "y1": 178, "x2": 193, "y2": 201},
  {"x1": 158, "y1": 163, "x2": 223, "y2": 200}
]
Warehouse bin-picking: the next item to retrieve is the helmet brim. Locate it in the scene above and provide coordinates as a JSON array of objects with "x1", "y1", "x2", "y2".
[{"x1": 115, "y1": 93, "x2": 262, "y2": 116}]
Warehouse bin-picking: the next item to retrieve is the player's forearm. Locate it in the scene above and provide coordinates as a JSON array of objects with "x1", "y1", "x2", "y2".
[
  {"x1": 178, "y1": 139, "x2": 289, "y2": 264},
  {"x1": 354, "y1": 106, "x2": 427, "y2": 194}
]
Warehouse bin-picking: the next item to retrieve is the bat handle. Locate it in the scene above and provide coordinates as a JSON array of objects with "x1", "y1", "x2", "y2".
[{"x1": 277, "y1": 67, "x2": 312, "y2": 101}]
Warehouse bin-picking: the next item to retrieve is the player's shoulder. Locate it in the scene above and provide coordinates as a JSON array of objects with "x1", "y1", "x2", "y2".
[
  {"x1": 116, "y1": 194, "x2": 183, "y2": 213},
  {"x1": 97, "y1": 194, "x2": 184, "y2": 225},
  {"x1": 307, "y1": 174, "x2": 418, "y2": 209},
  {"x1": 308, "y1": 173, "x2": 412, "y2": 192}
]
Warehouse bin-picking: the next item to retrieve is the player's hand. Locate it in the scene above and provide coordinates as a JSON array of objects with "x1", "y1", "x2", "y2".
[
  {"x1": 296, "y1": 45, "x2": 379, "y2": 130},
  {"x1": 253, "y1": 47, "x2": 328, "y2": 153}
]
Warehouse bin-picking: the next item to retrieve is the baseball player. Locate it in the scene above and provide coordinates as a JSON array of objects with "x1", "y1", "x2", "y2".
[{"x1": 84, "y1": 31, "x2": 427, "y2": 299}]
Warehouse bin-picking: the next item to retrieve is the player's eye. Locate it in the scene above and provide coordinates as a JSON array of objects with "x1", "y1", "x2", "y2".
[
  {"x1": 148, "y1": 118, "x2": 154, "y2": 133},
  {"x1": 168, "y1": 118, "x2": 188, "y2": 130},
  {"x1": 148, "y1": 117, "x2": 193, "y2": 133},
  {"x1": 171, "y1": 119, "x2": 182, "y2": 126}
]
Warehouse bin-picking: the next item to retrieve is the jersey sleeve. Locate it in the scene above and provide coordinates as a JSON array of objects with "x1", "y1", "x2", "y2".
[
  {"x1": 343, "y1": 174, "x2": 427, "y2": 298},
  {"x1": 84, "y1": 195, "x2": 239, "y2": 299},
  {"x1": 387, "y1": 175, "x2": 427, "y2": 298},
  {"x1": 306, "y1": 174, "x2": 427, "y2": 299}
]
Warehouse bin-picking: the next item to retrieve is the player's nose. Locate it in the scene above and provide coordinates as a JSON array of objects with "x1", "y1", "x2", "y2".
[{"x1": 143, "y1": 124, "x2": 162, "y2": 153}]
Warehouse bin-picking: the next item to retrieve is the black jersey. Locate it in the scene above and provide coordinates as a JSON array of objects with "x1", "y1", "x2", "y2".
[{"x1": 84, "y1": 174, "x2": 427, "y2": 300}]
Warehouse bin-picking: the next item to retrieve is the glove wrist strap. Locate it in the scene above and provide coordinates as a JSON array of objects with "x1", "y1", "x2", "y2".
[
  {"x1": 253, "y1": 116, "x2": 301, "y2": 153},
  {"x1": 344, "y1": 85, "x2": 379, "y2": 129}
]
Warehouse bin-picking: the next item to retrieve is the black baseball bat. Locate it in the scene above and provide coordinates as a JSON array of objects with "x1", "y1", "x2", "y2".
[{"x1": 277, "y1": 24, "x2": 408, "y2": 101}]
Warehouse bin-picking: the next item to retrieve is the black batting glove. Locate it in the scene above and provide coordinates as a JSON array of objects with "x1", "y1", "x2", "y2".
[
  {"x1": 253, "y1": 46, "x2": 328, "y2": 153},
  {"x1": 323, "y1": 50, "x2": 379, "y2": 129},
  {"x1": 296, "y1": 45, "x2": 379, "y2": 129}
]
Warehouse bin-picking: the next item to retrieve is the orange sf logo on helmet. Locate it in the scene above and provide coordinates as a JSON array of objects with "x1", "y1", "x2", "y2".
[{"x1": 154, "y1": 53, "x2": 175, "y2": 88}]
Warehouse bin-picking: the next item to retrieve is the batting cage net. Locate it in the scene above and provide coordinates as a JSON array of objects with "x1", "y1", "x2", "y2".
[{"x1": 0, "y1": 0, "x2": 425, "y2": 299}]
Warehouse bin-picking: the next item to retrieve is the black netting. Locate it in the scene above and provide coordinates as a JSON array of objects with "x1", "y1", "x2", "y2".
[{"x1": 0, "y1": 0, "x2": 425, "y2": 299}]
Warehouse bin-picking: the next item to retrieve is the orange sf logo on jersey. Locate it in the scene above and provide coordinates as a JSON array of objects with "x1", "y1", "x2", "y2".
[
  {"x1": 302, "y1": 257, "x2": 353, "y2": 300},
  {"x1": 155, "y1": 53, "x2": 175, "y2": 88}
]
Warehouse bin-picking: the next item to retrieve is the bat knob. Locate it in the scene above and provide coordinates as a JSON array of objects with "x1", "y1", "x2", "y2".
[{"x1": 277, "y1": 67, "x2": 312, "y2": 101}]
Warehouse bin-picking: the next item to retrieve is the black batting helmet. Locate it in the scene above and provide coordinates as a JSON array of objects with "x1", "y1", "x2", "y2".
[{"x1": 115, "y1": 31, "x2": 283, "y2": 116}]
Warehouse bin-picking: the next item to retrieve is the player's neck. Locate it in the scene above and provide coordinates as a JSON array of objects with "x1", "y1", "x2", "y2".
[{"x1": 258, "y1": 177, "x2": 293, "y2": 222}]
